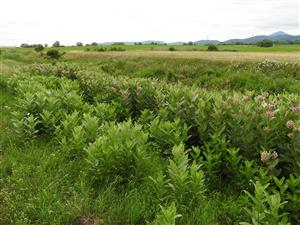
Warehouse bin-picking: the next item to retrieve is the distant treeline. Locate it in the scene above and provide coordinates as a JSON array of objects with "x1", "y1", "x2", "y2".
[{"x1": 20, "y1": 39, "x2": 300, "y2": 48}]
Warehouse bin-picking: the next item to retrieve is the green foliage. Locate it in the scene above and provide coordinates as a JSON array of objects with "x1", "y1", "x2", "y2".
[
  {"x1": 150, "y1": 144, "x2": 206, "y2": 213},
  {"x1": 34, "y1": 44, "x2": 44, "y2": 53},
  {"x1": 207, "y1": 44, "x2": 218, "y2": 51},
  {"x1": 53, "y1": 41, "x2": 60, "y2": 47},
  {"x1": 86, "y1": 121, "x2": 153, "y2": 186},
  {"x1": 240, "y1": 181, "x2": 290, "y2": 225},
  {"x1": 82, "y1": 113, "x2": 99, "y2": 143},
  {"x1": 2, "y1": 49, "x2": 300, "y2": 224},
  {"x1": 257, "y1": 39, "x2": 274, "y2": 47},
  {"x1": 46, "y1": 49, "x2": 64, "y2": 59},
  {"x1": 93, "y1": 102, "x2": 119, "y2": 123},
  {"x1": 149, "y1": 203, "x2": 181, "y2": 225},
  {"x1": 149, "y1": 118, "x2": 190, "y2": 156}
]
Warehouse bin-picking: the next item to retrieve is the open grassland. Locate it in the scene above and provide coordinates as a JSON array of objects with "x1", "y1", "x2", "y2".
[
  {"x1": 0, "y1": 47, "x2": 300, "y2": 225},
  {"x1": 67, "y1": 50, "x2": 300, "y2": 62},
  {"x1": 52, "y1": 44, "x2": 300, "y2": 52},
  {"x1": 3, "y1": 44, "x2": 300, "y2": 53}
]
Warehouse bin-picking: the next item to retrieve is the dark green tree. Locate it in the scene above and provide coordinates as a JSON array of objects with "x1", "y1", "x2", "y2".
[
  {"x1": 53, "y1": 41, "x2": 60, "y2": 47},
  {"x1": 257, "y1": 39, "x2": 273, "y2": 47}
]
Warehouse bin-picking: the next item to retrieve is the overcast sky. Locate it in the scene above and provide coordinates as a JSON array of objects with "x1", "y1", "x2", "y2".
[{"x1": 1, "y1": 0, "x2": 299, "y2": 46}]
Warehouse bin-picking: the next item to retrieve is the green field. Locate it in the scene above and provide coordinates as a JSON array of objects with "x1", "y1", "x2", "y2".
[
  {"x1": 55, "y1": 44, "x2": 300, "y2": 52},
  {"x1": 0, "y1": 47, "x2": 300, "y2": 225},
  {"x1": 5, "y1": 43, "x2": 300, "y2": 52}
]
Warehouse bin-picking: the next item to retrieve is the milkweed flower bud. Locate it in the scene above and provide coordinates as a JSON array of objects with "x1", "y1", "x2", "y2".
[
  {"x1": 271, "y1": 151, "x2": 278, "y2": 160},
  {"x1": 258, "y1": 95, "x2": 265, "y2": 102},
  {"x1": 235, "y1": 99, "x2": 241, "y2": 105},
  {"x1": 291, "y1": 105, "x2": 300, "y2": 114},
  {"x1": 286, "y1": 120, "x2": 295, "y2": 129},
  {"x1": 242, "y1": 95, "x2": 249, "y2": 102},
  {"x1": 268, "y1": 104, "x2": 276, "y2": 111},
  {"x1": 261, "y1": 151, "x2": 271, "y2": 162},
  {"x1": 266, "y1": 111, "x2": 274, "y2": 118},
  {"x1": 288, "y1": 133, "x2": 293, "y2": 139}
]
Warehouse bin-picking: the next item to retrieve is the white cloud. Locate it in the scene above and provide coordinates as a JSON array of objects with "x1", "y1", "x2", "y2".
[{"x1": 0, "y1": 0, "x2": 299, "y2": 46}]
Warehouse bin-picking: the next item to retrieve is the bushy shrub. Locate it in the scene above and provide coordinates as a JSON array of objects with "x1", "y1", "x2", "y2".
[
  {"x1": 46, "y1": 49, "x2": 64, "y2": 59},
  {"x1": 257, "y1": 39, "x2": 273, "y2": 47},
  {"x1": 240, "y1": 181, "x2": 289, "y2": 225},
  {"x1": 168, "y1": 47, "x2": 176, "y2": 51},
  {"x1": 52, "y1": 41, "x2": 60, "y2": 47},
  {"x1": 47, "y1": 70, "x2": 300, "y2": 175},
  {"x1": 86, "y1": 121, "x2": 154, "y2": 186},
  {"x1": 27, "y1": 63, "x2": 81, "y2": 79},
  {"x1": 149, "y1": 118, "x2": 190, "y2": 156},
  {"x1": 207, "y1": 44, "x2": 218, "y2": 51},
  {"x1": 34, "y1": 44, "x2": 44, "y2": 54},
  {"x1": 8, "y1": 74, "x2": 84, "y2": 138},
  {"x1": 109, "y1": 47, "x2": 125, "y2": 51},
  {"x1": 149, "y1": 144, "x2": 206, "y2": 212}
]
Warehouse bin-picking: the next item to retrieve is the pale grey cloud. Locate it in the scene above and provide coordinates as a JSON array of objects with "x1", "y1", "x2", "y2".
[{"x1": 0, "y1": 0, "x2": 299, "y2": 46}]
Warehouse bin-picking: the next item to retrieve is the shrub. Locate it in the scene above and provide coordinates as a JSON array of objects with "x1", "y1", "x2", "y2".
[
  {"x1": 257, "y1": 39, "x2": 273, "y2": 47},
  {"x1": 149, "y1": 118, "x2": 190, "y2": 156},
  {"x1": 20, "y1": 43, "x2": 29, "y2": 48},
  {"x1": 207, "y1": 44, "x2": 218, "y2": 51},
  {"x1": 149, "y1": 144, "x2": 206, "y2": 212},
  {"x1": 86, "y1": 121, "x2": 153, "y2": 186},
  {"x1": 96, "y1": 47, "x2": 107, "y2": 52},
  {"x1": 168, "y1": 47, "x2": 176, "y2": 51},
  {"x1": 240, "y1": 181, "x2": 289, "y2": 225},
  {"x1": 27, "y1": 62, "x2": 81, "y2": 79},
  {"x1": 34, "y1": 44, "x2": 44, "y2": 53},
  {"x1": 109, "y1": 47, "x2": 125, "y2": 51},
  {"x1": 46, "y1": 49, "x2": 64, "y2": 59},
  {"x1": 52, "y1": 41, "x2": 60, "y2": 47},
  {"x1": 113, "y1": 42, "x2": 125, "y2": 45}
]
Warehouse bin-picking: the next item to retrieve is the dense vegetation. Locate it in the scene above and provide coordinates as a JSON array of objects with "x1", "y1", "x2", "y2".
[
  {"x1": 15, "y1": 43, "x2": 300, "y2": 52},
  {"x1": 0, "y1": 48, "x2": 299, "y2": 225}
]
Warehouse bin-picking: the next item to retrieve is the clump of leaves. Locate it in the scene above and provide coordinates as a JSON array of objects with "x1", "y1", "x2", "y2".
[
  {"x1": 240, "y1": 181, "x2": 290, "y2": 225},
  {"x1": 149, "y1": 118, "x2": 190, "y2": 156},
  {"x1": 86, "y1": 121, "x2": 154, "y2": 187},
  {"x1": 148, "y1": 202, "x2": 181, "y2": 225},
  {"x1": 150, "y1": 144, "x2": 206, "y2": 213}
]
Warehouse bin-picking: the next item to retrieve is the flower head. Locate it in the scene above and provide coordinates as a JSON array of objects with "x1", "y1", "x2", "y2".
[
  {"x1": 286, "y1": 120, "x2": 295, "y2": 129},
  {"x1": 266, "y1": 111, "x2": 275, "y2": 118},
  {"x1": 291, "y1": 105, "x2": 300, "y2": 115},
  {"x1": 288, "y1": 133, "x2": 294, "y2": 139},
  {"x1": 260, "y1": 151, "x2": 271, "y2": 162},
  {"x1": 268, "y1": 104, "x2": 276, "y2": 111},
  {"x1": 258, "y1": 95, "x2": 265, "y2": 102},
  {"x1": 271, "y1": 151, "x2": 278, "y2": 160},
  {"x1": 242, "y1": 95, "x2": 249, "y2": 102}
]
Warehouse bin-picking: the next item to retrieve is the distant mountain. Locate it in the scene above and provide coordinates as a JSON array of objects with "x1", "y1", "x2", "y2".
[
  {"x1": 194, "y1": 40, "x2": 220, "y2": 45},
  {"x1": 101, "y1": 40, "x2": 166, "y2": 45},
  {"x1": 98, "y1": 31, "x2": 300, "y2": 46},
  {"x1": 223, "y1": 31, "x2": 300, "y2": 44},
  {"x1": 168, "y1": 42, "x2": 184, "y2": 45},
  {"x1": 141, "y1": 40, "x2": 166, "y2": 45},
  {"x1": 268, "y1": 31, "x2": 288, "y2": 37}
]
